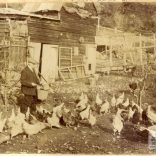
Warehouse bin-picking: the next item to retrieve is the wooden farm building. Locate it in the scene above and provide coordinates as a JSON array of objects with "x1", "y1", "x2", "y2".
[
  {"x1": 0, "y1": 2, "x2": 98, "y2": 85},
  {"x1": 0, "y1": 8, "x2": 58, "y2": 104},
  {"x1": 0, "y1": 8, "x2": 47, "y2": 84},
  {"x1": 21, "y1": 2, "x2": 98, "y2": 82}
]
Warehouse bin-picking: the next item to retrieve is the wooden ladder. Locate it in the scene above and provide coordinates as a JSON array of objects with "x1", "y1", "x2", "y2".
[{"x1": 59, "y1": 65, "x2": 87, "y2": 81}]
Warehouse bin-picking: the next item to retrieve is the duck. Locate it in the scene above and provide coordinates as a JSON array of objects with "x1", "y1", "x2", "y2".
[
  {"x1": 100, "y1": 99, "x2": 110, "y2": 114},
  {"x1": 96, "y1": 93, "x2": 102, "y2": 105},
  {"x1": 80, "y1": 105, "x2": 91, "y2": 120}
]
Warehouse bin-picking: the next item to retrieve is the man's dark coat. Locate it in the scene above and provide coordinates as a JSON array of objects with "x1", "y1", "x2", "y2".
[{"x1": 20, "y1": 66, "x2": 40, "y2": 96}]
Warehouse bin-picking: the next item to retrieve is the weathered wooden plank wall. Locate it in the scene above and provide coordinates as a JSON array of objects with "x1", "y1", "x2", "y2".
[
  {"x1": 28, "y1": 6, "x2": 97, "y2": 76},
  {"x1": 28, "y1": 7, "x2": 97, "y2": 46}
]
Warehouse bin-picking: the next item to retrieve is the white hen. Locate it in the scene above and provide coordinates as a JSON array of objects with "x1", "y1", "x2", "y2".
[
  {"x1": 88, "y1": 109, "x2": 96, "y2": 127},
  {"x1": 100, "y1": 100, "x2": 110, "y2": 114},
  {"x1": 16, "y1": 107, "x2": 25, "y2": 122},
  {"x1": 53, "y1": 103, "x2": 64, "y2": 118},
  {"x1": 47, "y1": 113, "x2": 61, "y2": 128},
  {"x1": 79, "y1": 92, "x2": 84, "y2": 101},
  {"x1": 83, "y1": 94, "x2": 88, "y2": 104},
  {"x1": 22, "y1": 120, "x2": 47, "y2": 138},
  {"x1": 116, "y1": 92, "x2": 125, "y2": 106},
  {"x1": 36, "y1": 105, "x2": 44, "y2": 114},
  {"x1": 122, "y1": 98, "x2": 130, "y2": 108},
  {"x1": 96, "y1": 93, "x2": 102, "y2": 105},
  {"x1": 0, "y1": 112, "x2": 2, "y2": 120},
  {"x1": 10, "y1": 124, "x2": 23, "y2": 139},
  {"x1": 132, "y1": 100, "x2": 139, "y2": 109},
  {"x1": 76, "y1": 95, "x2": 88, "y2": 111},
  {"x1": 6, "y1": 108, "x2": 16, "y2": 129},
  {"x1": 112, "y1": 108, "x2": 124, "y2": 136},
  {"x1": 0, "y1": 118, "x2": 6, "y2": 133},
  {"x1": 111, "y1": 94, "x2": 116, "y2": 107},
  {"x1": 25, "y1": 107, "x2": 30, "y2": 121},
  {"x1": 140, "y1": 125, "x2": 156, "y2": 138},
  {"x1": 80, "y1": 105, "x2": 90, "y2": 120},
  {"x1": 128, "y1": 107, "x2": 135, "y2": 121},
  {"x1": 147, "y1": 105, "x2": 156, "y2": 124}
]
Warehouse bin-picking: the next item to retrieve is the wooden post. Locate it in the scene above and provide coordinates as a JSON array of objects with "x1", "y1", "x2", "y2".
[
  {"x1": 109, "y1": 37, "x2": 113, "y2": 67},
  {"x1": 4, "y1": 39, "x2": 8, "y2": 106},
  {"x1": 58, "y1": 47, "x2": 60, "y2": 69},
  {"x1": 5, "y1": 0, "x2": 8, "y2": 8},
  {"x1": 139, "y1": 33, "x2": 144, "y2": 74},
  {"x1": 123, "y1": 49, "x2": 126, "y2": 66},
  {"x1": 153, "y1": 33, "x2": 156, "y2": 55},
  {"x1": 26, "y1": 36, "x2": 30, "y2": 65},
  {"x1": 123, "y1": 33, "x2": 127, "y2": 66},
  {"x1": 70, "y1": 47, "x2": 72, "y2": 68}
]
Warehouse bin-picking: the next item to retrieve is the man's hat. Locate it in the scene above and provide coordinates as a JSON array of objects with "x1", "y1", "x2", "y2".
[{"x1": 28, "y1": 57, "x2": 39, "y2": 64}]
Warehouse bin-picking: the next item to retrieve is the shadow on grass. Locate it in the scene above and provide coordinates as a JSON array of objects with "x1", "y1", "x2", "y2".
[
  {"x1": 97, "y1": 124, "x2": 113, "y2": 134},
  {"x1": 122, "y1": 124, "x2": 148, "y2": 144}
]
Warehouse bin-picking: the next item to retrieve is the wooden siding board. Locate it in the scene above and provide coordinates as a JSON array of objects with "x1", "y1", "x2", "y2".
[
  {"x1": 29, "y1": 29, "x2": 95, "y2": 44},
  {"x1": 28, "y1": 6, "x2": 96, "y2": 48},
  {"x1": 28, "y1": 20, "x2": 96, "y2": 36}
]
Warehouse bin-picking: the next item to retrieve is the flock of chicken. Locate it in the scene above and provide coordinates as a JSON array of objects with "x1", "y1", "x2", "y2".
[
  {"x1": 73, "y1": 91, "x2": 156, "y2": 138},
  {"x1": 0, "y1": 90, "x2": 156, "y2": 143}
]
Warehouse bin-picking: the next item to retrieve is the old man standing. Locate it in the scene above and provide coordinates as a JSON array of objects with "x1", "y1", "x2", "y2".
[{"x1": 20, "y1": 57, "x2": 42, "y2": 114}]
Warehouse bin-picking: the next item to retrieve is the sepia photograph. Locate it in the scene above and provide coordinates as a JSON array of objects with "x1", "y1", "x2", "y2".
[{"x1": 0, "y1": 0, "x2": 155, "y2": 154}]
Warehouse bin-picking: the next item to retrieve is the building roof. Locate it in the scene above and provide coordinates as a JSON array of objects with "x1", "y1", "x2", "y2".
[
  {"x1": 22, "y1": 2, "x2": 63, "y2": 13},
  {"x1": 0, "y1": 7, "x2": 60, "y2": 20},
  {"x1": 21, "y1": 2, "x2": 98, "y2": 17}
]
